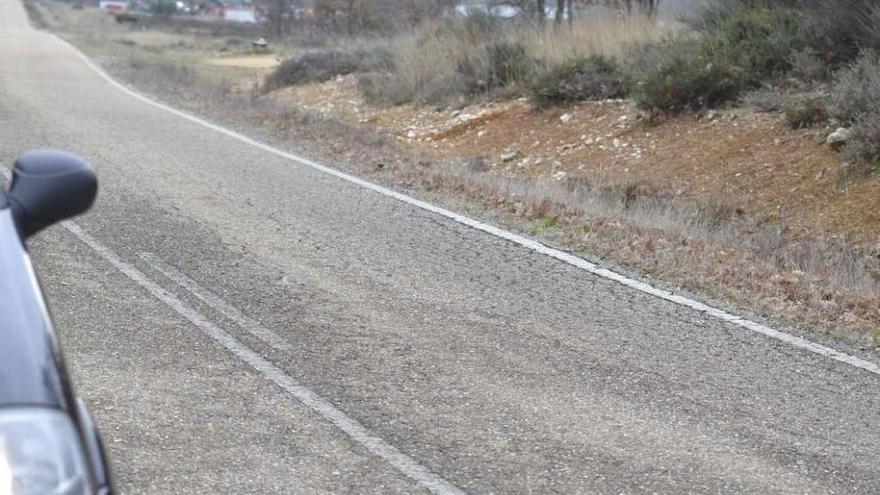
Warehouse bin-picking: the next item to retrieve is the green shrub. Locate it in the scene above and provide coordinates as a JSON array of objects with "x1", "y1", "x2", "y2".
[
  {"x1": 689, "y1": 0, "x2": 880, "y2": 67},
  {"x1": 529, "y1": 55, "x2": 623, "y2": 109},
  {"x1": 829, "y1": 51, "x2": 880, "y2": 125},
  {"x1": 783, "y1": 96, "x2": 828, "y2": 128},
  {"x1": 625, "y1": 41, "x2": 745, "y2": 114},
  {"x1": 626, "y1": 5, "x2": 826, "y2": 114},
  {"x1": 703, "y1": 6, "x2": 815, "y2": 83}
]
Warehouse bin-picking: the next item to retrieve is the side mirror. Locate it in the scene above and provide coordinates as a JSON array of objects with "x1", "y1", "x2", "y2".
[{"x1": 6, "y1": 150, "x2": 97, "y2": 239}]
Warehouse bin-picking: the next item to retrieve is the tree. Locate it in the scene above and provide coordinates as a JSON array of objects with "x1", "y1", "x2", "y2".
[
  {"x1": 313, "y1": 0, "x2": 455, "y2": 33},
  {"x1": 264, "y1": 0, "x2": 292, "y2": 37},
  {"x1": 618, "y1": 0, "x2": 660, "y2": 17}
]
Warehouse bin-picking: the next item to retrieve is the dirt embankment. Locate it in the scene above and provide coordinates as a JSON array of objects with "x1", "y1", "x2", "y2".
[{"x1": 276, "y1": 74, "x2": 880, "y2": 247}]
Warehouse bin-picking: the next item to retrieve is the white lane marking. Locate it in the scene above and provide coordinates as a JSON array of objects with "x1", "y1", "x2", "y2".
[
  {"x1": 60, "y1": 221, "x2": 466, "y2": 495},
  {"x1": 139, "y1": 252, "x2": 290, "y2": 351},
  {"x1": 52, "y1": 35, "x2": 880, "y2": 377}
]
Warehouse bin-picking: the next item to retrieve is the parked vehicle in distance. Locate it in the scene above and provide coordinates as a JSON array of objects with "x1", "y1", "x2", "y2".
[{"x1": 0, "y1": 150, "x2": 113, "y2": 495}]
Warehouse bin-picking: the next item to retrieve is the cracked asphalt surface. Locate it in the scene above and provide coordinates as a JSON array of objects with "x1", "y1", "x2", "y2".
[{"x1": 3, "y1": 0, "x2": 880, "y2": 493}]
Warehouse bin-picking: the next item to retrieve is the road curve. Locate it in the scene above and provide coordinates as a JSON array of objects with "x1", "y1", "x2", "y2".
[{"x1": 2, "y1": 1, "x2": 880, "y2": 493}]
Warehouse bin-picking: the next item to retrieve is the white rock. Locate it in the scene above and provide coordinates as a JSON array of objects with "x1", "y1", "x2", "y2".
[
  {"x1": 501, "y1": 150, "x2": 519, "y2": 162},
  {"x1": 826, "y1": 127, "x2": 851, "y2": 146},
  {"x1": 560, "y1": 113, "x2": 573, "y2": 124}
]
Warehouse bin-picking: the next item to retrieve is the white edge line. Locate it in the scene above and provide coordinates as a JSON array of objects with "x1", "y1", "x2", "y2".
[
  {"x1": 139, "y1": 251, "x2": 291, "y2": 351},
  {"x1": 60, "y1": 220, "x2": 465, "y2": 495},
  {"x1": 51, "y1": 35, "x2": 880, "y2": 377}
]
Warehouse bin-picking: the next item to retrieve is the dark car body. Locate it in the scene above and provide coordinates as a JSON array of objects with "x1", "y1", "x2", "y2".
[{"x1": 0, "y1": 152, "x2": 113, "y2": 494}]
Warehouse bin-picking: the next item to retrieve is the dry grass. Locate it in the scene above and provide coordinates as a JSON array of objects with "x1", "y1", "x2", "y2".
[
  {"x1": 413, "y1": 164, "x2": 880, "y2": 341},
  {"x1": 361, "y1": 14, "x2": 678, "y2": 104},
  {"x1": 515, "y1": 15, "x2": 680, "y2": 65}
]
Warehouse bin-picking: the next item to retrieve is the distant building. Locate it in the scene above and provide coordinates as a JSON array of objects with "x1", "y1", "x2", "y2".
[
  {"x1": 99, "y1": 0, "x2": 128, "y2": 12},
  {"x1": 199, "y1": 0, "x2": 257, "y2": 22},
  {"x1": 224, "y1": 6, "x2": 256, "y2": 22},
  {"x1": 453, "y1": 1, "x2": 521, "y2": 18}
]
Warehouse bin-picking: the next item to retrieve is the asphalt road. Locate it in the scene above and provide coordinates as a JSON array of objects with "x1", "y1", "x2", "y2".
[{"x1": 3, "y1": 1, "x2": 880, "y2": 493}]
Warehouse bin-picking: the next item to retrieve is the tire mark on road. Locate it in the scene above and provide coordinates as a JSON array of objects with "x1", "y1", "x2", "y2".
[
  {"x1": 140, "y1": 251, "x2": 290, "y2": 351},
  {"x1": 61, "y1": 221, "x2": 466, "y2": 495}
]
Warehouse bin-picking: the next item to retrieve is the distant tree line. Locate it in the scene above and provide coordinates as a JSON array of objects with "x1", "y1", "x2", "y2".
[
  {"x1": 262, "y1": 0, "x2": 661, "y2": 37},
  {"x1": 521, "y1": 0, "x2": 660, "y2": 24},
  {"x1": 312, "y1": 0, "x2": 457, "y2": 32}
]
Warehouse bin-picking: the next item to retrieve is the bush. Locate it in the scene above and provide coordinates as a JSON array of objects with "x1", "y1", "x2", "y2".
[
  {"x1": 529, "y1": 56, "x2": 623, "y2": 109},
  {"x1": 485, "y1": 42, "x2": 534, "y2": 90},
  {"x1": 789, "y1": 48, "x2": 830, "y2": 83},
  {"x1": 809, "y1": 0, "x2": 880, "y2": 65},
  {"x1": 828, "y1": 51, "x2": 880, "y2": 166},
  {"x1": 626, "y1": 4, "x2": 827, "y2": 114},
  {"x1": 847, "y1": 114, "x2": 880, "y2": 167},
  {"x1": 743, "y1": 86, "x2": 785, "y2": 112},
  {"x1": 625, "y1": 41, "x2": 745, "y2": 114},
  {"x1": 689, "y1": 0, "x2": 880, "y2": 67},
  {"x1": 829, "y1": 51, "x2": 880, "y2": 125},
  {"x1": 150, "y1": 0, "x2": 177, "y2": 17},
  {"x1": 265, "y1": 52, "x2": 358, "y2": 90},
  {"x1": 702, "y1": 6, "x2": 816, "y2": 83},
  {"x1": 783, "y1": 96, "x2": 828, "y2": 128},
  {"x1": 358, "y1": 72, "x2": 411, "y2": 105},
  {"x1": 264, "y1": 49, "x2": 389, "y2": 91}
]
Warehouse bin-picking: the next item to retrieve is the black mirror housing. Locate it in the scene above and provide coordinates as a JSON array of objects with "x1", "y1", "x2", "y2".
[{"x1": 6, "y1": 150, "x2": 97, "y2": 238}]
